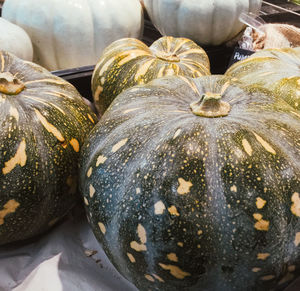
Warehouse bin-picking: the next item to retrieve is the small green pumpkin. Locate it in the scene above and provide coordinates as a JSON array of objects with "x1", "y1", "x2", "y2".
[
  {"x1": 225, "y1": 47, "x2": 300, "y2": 111},
  {"x1": 0, "y1": 51, "x2": 97, "y2": 245},
  {"x1": 80, "y1": 75, "x2": 300, "y2": 290},
  {"x1": 91, "y1": 36, "x2": 210, "y2": 115}
]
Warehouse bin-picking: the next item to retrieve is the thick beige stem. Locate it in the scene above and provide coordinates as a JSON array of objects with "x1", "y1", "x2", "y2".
[
  {"x1": 0, "y1": 72, "x2": 25, "y2": 95},
  {"x1": 190, "y1": 92, "x2": 231, "y2": 118}
]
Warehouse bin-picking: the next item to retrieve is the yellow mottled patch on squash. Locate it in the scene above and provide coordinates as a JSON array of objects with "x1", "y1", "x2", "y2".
[
  {"x1": 177, "y1": 178, "x2": 193, "y2": 195},
  {"x1": 167, "y1": 253, "x2": 178, "y2": 262},
  {"x1": 98, "y1": 222, "x2": 106, "y2": 234},
  {"x1": 0, "y1": 199, "x2": 20, "y2": 225},
  {"x1": 35, "y1": 109, "x2": 64, "y2": 142},
  {"x1": 230, "y1": 185, "x2": 237, "y2": 192},
  {"x1": 257, "y1": 253, "x2": 270, "y2": 260},
  {"x1": 9, "y1": 106, "x2": 19, "y2": 121},
  {"x1": 294, "y1": 232, "x2": 300, "y2": 247},
  {"x1": 154, "y1": 201, "x2": 166, "y2": 215},
  {"x1": 173, "y1": 129, "x2": 181, "y2": 139},
  {"x1": 96, "y1": 155, "x2": 107, "y2": 166},
  {"x1": 94, "y1": 85, "x2": 103, "y2": 102},
  {"x1": 168, "y1": 205, "x2": 180, "y2": 216},
  {"x1": 130, "y1": 224, "x2": 147, "y2": 252},
  {"x1": 242, "y1": 138, "x2": 253, "y2": 156},
  {"x1": 70, "y1": 138, "x2": 80, "y2": 152},
  {"x1": 145, "y1": 274, "x2": 155, "y2": 282},
  {"x1": 112, "y1": 138, "x2": 128, "y2": 153},
  {"x1": 253, "y1": 133, "x2": 276, "y2": 155},
  {"x1": 256, "y1": 197, "x2": 267, "y2": 209},
  {"x1": 130, "y1": 241, "x2": 147, "y2": 252},
  {"x1": 123, "y1": 108, "x2": 140, "y2": 114},
  {"x1": 87, "y1": 113, "x2": 95, "y2": 123},
  {"x1": 2, "y1": 139, "x2": 27, "y2": 174},
  {"x1": 159, "y1": 263, "x2": 191, "y2": 279},
  {"x1": 127, "y1": 252, "x2": 136, "y2": 263},
  {"x1": 89, "y1": 184, "x2": 95, "y2": 198},
  {"x1": 87, "y1": 167, "x2": 93, "y2": 177},
  {"x1": 134, "y1": 59, "x2": 155, "y2": 81},
  {"x1": 291, "y1": 192, "x2": 300, "y2": 217},
  {"x1": 152, "y1": 274, "x2": 165, "y2": 282},
  {"x1": 253, "y1": 213, "x2": 269, "y2": 231}
]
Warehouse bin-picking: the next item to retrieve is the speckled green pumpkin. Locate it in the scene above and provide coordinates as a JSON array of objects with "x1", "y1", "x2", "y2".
[
  {"x1": 225, "y1": 47, "x2": 300, "y2": 111},
  {"x1": 91, "y1": 36, "x2": 211, "y2": 115},
  {"x1": 80, "y1": 74, "x2": 300, "y2": 291},
  {"x1": 0, "y1": 51, "x2": 97, "y2": 245}
]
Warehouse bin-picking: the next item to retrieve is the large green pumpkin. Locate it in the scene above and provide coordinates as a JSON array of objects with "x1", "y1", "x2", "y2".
[
  {"x1": 225, "y1": 47, "x2": 300, "y2": 111},
  {"x1": 0, "y1": 51, "x2": 97, "y2": 245},
  {"x1": 80, "y1": 75, "x2": 300, "y2": 290},
  {"x1": 91, "y1": 36, "x2": 210, "y2": 115}
]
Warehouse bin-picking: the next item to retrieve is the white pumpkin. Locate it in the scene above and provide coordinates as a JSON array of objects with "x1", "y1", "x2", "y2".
[
  {"x1": 0, "y1": 18, "x2": 33, "y2": 61},
  {"x1": 143, "y1": 0, "x2": 262, "y2": 46},
  {"x1": 2, "y1": 0, "x2": 144, "y2": 71}
]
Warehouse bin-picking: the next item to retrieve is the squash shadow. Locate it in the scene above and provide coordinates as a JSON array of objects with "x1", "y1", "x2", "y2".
[{"x1": 0, "y1": 205, "x2": 136, "y2": 291}]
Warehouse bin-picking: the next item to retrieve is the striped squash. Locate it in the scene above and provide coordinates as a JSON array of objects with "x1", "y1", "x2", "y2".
[
  {"x1": 80, "y1": 75, "x2": 300, "y2": 290},
  {"x1": 91, "y1": 36, "x2": 210, "y2": 115},
  {"x1": 225, "y1": 47, "x2": 300, "y2": 111},
  {"x1": 0, "y1": 51, "x2": 97, "y2": 245}
]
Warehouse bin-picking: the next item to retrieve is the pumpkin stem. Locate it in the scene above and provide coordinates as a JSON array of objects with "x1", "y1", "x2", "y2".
[
  {"x1": 190, "y1": 92, "x2": 231, "y2": 118},
  {"x1": 0, "y1": 72, "x2": 25, "y2": 95},
  {"x1": 154, "y1": 50, "x2": 180, "y2": 62}
]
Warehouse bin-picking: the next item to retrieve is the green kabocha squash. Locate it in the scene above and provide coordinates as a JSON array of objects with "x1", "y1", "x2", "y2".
[
  {"x1": 91, "y1": 36, "x2": 210, "y2": 115},
  {"x1": 80, "y1": 75, "x2": 300, "y2": 291},
  {"x1": 0, "y1": 51, "x2": 97, "y2": 245},
  {"x1": 225, "y1": 47, "x2": 300, "y2": 111}
]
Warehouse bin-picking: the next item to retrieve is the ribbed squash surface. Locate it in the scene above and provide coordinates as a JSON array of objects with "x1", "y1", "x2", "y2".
[{"x1": 80, "y1": 75, "x2": 300, "y2": 291}]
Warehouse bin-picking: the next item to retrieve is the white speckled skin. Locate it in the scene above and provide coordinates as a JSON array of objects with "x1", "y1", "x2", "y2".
[
  {"x1": 143, "y1": 0, "x2": 262, "y2": 46},
  {"x1": 2, "y1": 0, "x2": 144, "y2": 70},
  {"x1": 0, "y1": 18, "x2": 33, "y2": 61}
]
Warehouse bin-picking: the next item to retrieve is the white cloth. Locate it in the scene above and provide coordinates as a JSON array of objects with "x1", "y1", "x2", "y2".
[{"x1": 0, "y1": 208, "x2": 137, "y2": 291}]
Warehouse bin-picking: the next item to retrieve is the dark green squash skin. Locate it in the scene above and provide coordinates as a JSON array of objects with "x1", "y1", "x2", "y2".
[
  {"x1": 225, "y1": 47, "x2": 300, "y2": 111},
  {"x1": 91, "y1": 36, "x2": 211, "y2": 115},
  {"x1": 0, "y1": 51, "x2": 98, "y2": 245},
  {"x1": 80, "y1": 75, "x2": 300, "y2": 290}
]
